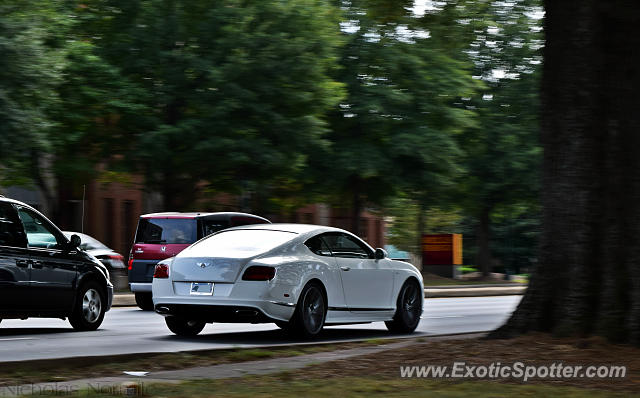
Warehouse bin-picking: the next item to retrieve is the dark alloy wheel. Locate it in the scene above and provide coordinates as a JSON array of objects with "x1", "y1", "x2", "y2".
[
  {"x1": 135, "y1": 292, "x2": 155, "y2": 311},
  {"x1": 69, "y1": 281, "x2": 106, "y2": 331},
  {"x1": 165, "y1": 316, "x2": 206, "y2": 336},
  {"x1": 290, "y1": 282, "x2": 326, "y2": 339},
  {"x1": 385, "y1": 279, "x2": 422, "y2": 333}
]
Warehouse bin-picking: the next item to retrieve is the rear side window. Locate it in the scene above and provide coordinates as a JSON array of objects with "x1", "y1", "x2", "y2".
[
  {"x1": 135, "y1": 218, "x2": 197, "y2": 244},
  {"x1": 199, "y1": 215, "x2": 269, "y2": 239},
  {"x1": 200, "y1": 219, "x2": 230, "y2": 238},
  {"x1": 230, "y1": 216, "x2": 269, "y2": 226},
  {"x1": 304, "y1": 235, "x2": 332, "y2": 256},
  {"x1": 0, "y1": 203, "x2": 26, "y2": 248}
]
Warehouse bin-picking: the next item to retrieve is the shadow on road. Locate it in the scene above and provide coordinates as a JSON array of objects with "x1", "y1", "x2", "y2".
[
  {"x1": 151, "y1": 325, "x2": 428, "y2": 345},
  {"x1": 0, "y1": 327, "x2": 72, "y2": 336}
]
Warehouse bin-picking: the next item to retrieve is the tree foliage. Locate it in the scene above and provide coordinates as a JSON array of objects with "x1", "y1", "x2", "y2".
[
  {"x1": 70, "y1": 0, "x2": 344, "y2": 210},
  {"x1": 316, "y1": 0, "x2": 478, "y2": 235}
]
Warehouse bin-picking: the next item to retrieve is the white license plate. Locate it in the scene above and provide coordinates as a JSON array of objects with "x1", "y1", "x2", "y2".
[{"x1": 190, "y1": 282, "x2": 214, "y2": 295}]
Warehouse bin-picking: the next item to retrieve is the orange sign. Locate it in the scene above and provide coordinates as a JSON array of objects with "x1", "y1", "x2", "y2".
[{"x1": 422, "y1": 234, "x2": 462, "y2": 266}]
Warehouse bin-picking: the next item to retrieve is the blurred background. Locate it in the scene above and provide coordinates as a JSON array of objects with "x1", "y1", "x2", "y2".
[{"x1": 0, "y1": 0, "x2": 543, "y2": 279}]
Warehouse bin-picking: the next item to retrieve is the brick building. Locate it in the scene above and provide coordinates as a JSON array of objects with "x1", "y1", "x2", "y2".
[{"x1": 3, "y1": 183, "x2": 386, "y2": 257}]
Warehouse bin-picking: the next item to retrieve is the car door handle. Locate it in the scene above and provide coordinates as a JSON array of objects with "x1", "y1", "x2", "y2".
[
  {"x1": 16, "y1": 259, "x2": 29, "y2": 268},
  {"x1": 32, "y1": 261, "x2": 43, "y2": 269},
  {"x1": 340, "y1": 266, "x2": 351, "y2": 271}
]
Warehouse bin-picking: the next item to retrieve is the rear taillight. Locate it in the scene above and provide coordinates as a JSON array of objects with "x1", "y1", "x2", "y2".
[
  {"x1": 128, "y1": 258, "x2": 133, "y2": 271},
  {"x1": 108, "y1": 254, "x2": 124, "y2": 261},
  {"x1": 242, "y1": 266, "x2": 276, "y2": 281},
  {"x1": 154, "y1": 263, "x2": 169, "y2": 279}
]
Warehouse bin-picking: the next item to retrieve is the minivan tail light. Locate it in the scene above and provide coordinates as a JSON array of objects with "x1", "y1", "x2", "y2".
[
  {"x1": 242, "y1": 266, "x2": 276, "y2": 281},
  {"x1": 154, "y1": 263, "x2": 169, "y2": 279}
]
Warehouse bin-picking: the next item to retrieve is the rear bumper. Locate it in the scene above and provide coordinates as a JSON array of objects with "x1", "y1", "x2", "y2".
[
  {"x1": 129, "y1": 282, "x2": 152, "y2": 293},
  {"x1": 128, "y1": 259, "x2": 158, "y2": 284},
  {"x1": 154, "y1": 303, "x2": 274, "y2": 323},
  {"x1": 152, "y1": 278, "x2": 297, "y2": 322}
]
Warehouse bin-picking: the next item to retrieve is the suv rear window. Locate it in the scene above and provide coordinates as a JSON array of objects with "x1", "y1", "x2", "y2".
[{"x1": 135, "y1": 218, "x2": 197, "y2": 244}]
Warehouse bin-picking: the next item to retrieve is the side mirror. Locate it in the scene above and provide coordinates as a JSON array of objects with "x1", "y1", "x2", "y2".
[
  {"x1": 69, "y1": 234, "x2": 81, "y2": 250},
  {"x1": 374, "y1": 248, "x2": 387, "y2": 260}
]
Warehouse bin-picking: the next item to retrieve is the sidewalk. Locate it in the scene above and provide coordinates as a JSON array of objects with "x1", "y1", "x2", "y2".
[
  {"x1": 0, "y1": 332, "x2": 485, "y2": 396},
  {"x1": 112, "y1": 285, "x2": 526, "y2": 307}
]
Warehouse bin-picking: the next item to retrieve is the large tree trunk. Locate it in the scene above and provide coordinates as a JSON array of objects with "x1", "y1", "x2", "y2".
[
  {"x1": 416, "y1": 201, "x2": 425, "y2": 265},
  {"x1": 492, "y1": 1, "x2": 640, "y2": 344},
  {"x1": 350, "y1": 178, "x2": 362, "y2": 236},
  {"x1": 476, "y1": 206, "x2": 492, "y2": 279},
  {"x1": 31, "y1": 150, "x2": 58, "y2": 221}
]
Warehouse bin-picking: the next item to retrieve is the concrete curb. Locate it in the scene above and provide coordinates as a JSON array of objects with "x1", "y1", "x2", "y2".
[
  {"x1": 425, "y1": 286, "x2": 526, "y2": 298},
  {"x1": 111, "y1": 285, "x2": 527, "y2": 308},
  {"x1": 112, "y1": 294, "x2": 136, "y2": 307},
  {"x1": 426, "y1": 283, "x2": 527, "y2": 289}
]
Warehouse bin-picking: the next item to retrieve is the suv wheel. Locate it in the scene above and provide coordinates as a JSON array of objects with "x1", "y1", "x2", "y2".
[
  {"x1": 135, "y1": 292, "x2": 155, "y2": 311},
  {"x1": 69, "y1": 281, "x2": 106, "y2": 331}
]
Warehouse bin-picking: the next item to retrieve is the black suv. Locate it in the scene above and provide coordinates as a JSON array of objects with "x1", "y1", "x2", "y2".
[{"x1": 0, "y1": 196, "x2": 113, "y2": 330}]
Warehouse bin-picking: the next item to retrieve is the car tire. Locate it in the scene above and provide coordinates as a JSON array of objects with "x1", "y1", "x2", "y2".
[
  {"x1": 165, "y1": 316, "x2": 206, "y2": 336},
  {"x1": 289, "y1": 282, "x2": 326, "y2": 339},
  {"x1": 135, "y1": 292, "x2": 155, "y2": 311},
  {"x1": 385, "y1": 279, "x2": 422, "y2": 334},
  {"x1": 69, "y1": 281, "x2": 106, "y2": 331}
]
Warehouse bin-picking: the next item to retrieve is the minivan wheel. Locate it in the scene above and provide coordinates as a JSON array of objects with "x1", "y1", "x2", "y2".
[
  {"x1": 165, "y1": 316, "x2": 206, "y2": 336},
  {"x1": 135, "y1": 292, "x2": 155, "y2": 311},
  {"x1": 69, "y1": 281, "x2": 106, "y2": 331}
]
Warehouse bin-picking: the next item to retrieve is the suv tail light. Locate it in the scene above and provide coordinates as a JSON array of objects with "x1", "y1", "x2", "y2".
[
  {"x1": 154, "y1": 263, "x2": 169, "y2": 278},
  {"x1": 242, "y1": 266, "x2": 275, "y2": 281},
  {"x1": 128, "y1": 258, "x2": 133, "y2": 271}
]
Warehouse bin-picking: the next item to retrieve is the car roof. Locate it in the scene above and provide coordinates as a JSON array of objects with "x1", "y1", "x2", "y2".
[
  {"x1": 0, "y1": 196, "x2": 30, "y2": 207},
  {"x1": 140, "y1": 212, "x2": 270, "y2": 221},
  {"x1": 223, "y1": 223, "x2": 344, "y2": 235}
]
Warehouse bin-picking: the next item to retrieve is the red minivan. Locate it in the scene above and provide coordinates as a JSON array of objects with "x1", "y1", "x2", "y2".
[{"x1": 128, "y1": 212, "x2": 270, "y2": 310}]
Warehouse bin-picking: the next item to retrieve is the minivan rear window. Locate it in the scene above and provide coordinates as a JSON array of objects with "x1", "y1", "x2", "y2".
[{"x1": 135, "y1": 218, "x2": 197, "y2": 244}]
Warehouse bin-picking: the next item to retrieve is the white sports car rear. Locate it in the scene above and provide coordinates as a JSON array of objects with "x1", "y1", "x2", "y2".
[{"x1": 152, "y1": 224, "x2": 423, "y2": 338}]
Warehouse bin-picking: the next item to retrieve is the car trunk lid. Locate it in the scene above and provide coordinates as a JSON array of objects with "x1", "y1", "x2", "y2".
[{"x1": 170, "y1": 256, "x2": 251, "y2": 283}]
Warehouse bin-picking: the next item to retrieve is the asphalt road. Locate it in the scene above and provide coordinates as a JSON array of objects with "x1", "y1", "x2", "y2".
[{"x1": 0, "y1": 296, "x2": 521, "y2": 363}]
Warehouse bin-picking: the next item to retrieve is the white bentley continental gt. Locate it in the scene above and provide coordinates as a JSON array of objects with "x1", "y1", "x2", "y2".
[{"x1": 152, "y1": 224, "x2": 424, "y2": 338}]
